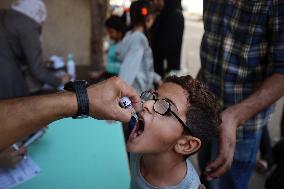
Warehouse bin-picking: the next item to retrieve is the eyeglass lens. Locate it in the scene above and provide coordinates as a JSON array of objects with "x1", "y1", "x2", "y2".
[{"x1": 154, "y1": 100, "x2": 169, "y2": 114}]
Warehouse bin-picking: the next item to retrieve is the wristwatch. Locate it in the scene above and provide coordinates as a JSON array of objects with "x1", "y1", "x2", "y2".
[{"x1": 64, "y1": 80, "x2": 90, "y2": 119}]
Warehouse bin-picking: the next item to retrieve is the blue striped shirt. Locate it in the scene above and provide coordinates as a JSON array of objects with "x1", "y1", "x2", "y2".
[{"x1": 201, "y1": 0, "x2": 284, "y2": 136}]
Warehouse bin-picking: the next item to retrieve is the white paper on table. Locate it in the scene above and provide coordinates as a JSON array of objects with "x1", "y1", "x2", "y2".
[{"x1": 0, "y1": 156, "x2": 40, "y2": 189}]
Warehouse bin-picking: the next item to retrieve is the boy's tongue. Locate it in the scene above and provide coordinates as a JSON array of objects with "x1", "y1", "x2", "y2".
[
  {"x1": 128, "y1": 116, "x2": 137, "y2": 130},
  {"x1": 129, "y1": 117, "x2": 145, "y2": 141}
]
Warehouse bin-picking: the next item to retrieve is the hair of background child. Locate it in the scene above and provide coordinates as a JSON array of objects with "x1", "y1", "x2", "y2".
[
  {"x1": 164, "y1": 75, "x2": 222, "y2": 144},
  {"x1": 129, "y1": 0, "x2": 153, "y2": 41},
  {"x1": 105, "y1": 15, "x2": 127, "y2": 35}
]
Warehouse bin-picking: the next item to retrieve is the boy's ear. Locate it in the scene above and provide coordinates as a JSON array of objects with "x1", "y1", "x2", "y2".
[{"x1": 174, "y1": 136, "x2": 202, "y2": 156}]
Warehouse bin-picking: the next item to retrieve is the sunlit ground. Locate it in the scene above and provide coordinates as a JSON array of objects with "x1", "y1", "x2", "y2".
[{"x1": 182, "y1": 0, "x2": 203, "y2": 15}]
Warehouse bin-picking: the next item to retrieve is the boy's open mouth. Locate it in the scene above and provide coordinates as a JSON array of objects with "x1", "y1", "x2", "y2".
[{"x1": 130, "y1": 117, "x2": 145, "y2": 140}]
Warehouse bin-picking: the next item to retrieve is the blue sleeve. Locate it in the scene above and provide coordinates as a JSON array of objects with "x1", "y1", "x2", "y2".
[
  {"x1": 270, "y1": 1, "x2": 284, "y2": 74},
  {"x1": 119, "y1": 36, "x2": 144, "y2": 86}
]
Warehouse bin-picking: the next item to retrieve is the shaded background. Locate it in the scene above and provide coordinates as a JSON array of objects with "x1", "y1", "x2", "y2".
[{"x1": 0, "y1": 0, "x2": 91, "y2": 66}]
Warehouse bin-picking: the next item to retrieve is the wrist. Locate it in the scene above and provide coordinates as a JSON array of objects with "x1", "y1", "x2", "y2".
[
  {"x1": 86, "y1": 85, "x2": 98, "y2": 116},
  {"x1": 64, "y1": 80, "x2": 90, "y2": 118},
  {"x1": 59, "y1": 92, "x2": 78, "y2": 118},
  {"x1": 223, "y1": 105, "x2": 243, "y2": 128}
]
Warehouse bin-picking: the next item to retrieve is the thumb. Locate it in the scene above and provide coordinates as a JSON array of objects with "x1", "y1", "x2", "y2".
[{"x1": 115, "y1": 108, "x2": 132, "y2": 123}]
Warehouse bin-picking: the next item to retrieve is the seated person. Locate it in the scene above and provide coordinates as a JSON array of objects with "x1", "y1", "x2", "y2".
[
  {"x1": 126, "y1": 75, "x2": 221, "y2": 189},
  {"x1": 0, "y1": 146, "x2": 26, "y2": 168},
  {"x1": 0, "y1": 128, "x2": 45, "y2": 169},
  {"x1": 89, "y1": 15, "x2": 126, "y2": 82}
]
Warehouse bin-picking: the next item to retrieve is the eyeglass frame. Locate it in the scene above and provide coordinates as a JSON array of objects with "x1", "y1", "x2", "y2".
[{"x1": 140, "y1": 91, "x2": 194, "y2": 136}]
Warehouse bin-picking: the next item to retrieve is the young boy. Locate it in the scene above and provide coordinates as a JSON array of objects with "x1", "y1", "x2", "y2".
[{"x1": 126, "y1": 75, "x2": 221, "y2": 189}]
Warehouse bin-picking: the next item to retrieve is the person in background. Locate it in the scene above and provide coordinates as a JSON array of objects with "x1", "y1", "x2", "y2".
[
  {"x1": 0, "y1": 0, "x2": 70, "y2": 98},
  {"x1": 89, "y1": 15, "x2": 126, "y2": 82},
  {"x1": 117, "y1": 0, "x2": 161, "y2": 94},
  {"x1": 198, "y1": 1, "x2": 284, "y2": 189},
  {"x1": 151, "y1": 0, "x2": 184, "y2": 78},
  {"x1": 0, "y1": 0, "x2": 69, "y2": 168}
]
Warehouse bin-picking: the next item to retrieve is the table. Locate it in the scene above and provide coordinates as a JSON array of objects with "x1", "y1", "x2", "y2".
[{"x1": 14, "y1": 118, "x2": 130, "y2": 189}]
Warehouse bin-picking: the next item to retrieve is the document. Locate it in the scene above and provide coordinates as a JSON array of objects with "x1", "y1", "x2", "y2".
[{"x1": 0, "y1": 156, "x2": 40, "y2": 189}]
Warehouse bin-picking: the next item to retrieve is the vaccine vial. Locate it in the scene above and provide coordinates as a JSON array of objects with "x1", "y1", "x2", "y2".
[
  {"x1": 119, "y1": 97, "x2": 132, "y2": 108},
  {"x1": 119, "y1": 97, "x2": 138, "y2": 119},
  {"x1": 119, "y1": 97, "x2": 138, "y2": 129}
]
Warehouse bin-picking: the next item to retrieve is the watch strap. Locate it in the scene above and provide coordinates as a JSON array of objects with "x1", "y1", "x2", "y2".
[
  {"x1": 73, "y1": 81, "x2": 89, "y2": 118},
  {"x1": 64, "y1": 80, "x2": 89, "y2": 119}
]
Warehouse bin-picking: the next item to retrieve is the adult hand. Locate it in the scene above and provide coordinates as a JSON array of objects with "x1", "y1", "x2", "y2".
[
  {"x1": 87, "y1": 77, "x2": 141, "y2": 123},
  {"x1": 204, "y1": 106, "x2": 239, "y2": 180},
  {"x1": 0, "y1": 146, "x2": 27, "y2": 168}
]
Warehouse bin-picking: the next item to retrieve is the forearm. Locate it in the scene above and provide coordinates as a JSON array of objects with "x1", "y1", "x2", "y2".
[
  {"x1": 0, "y1": 92, "x2": 77, "y2": 150},
  {"x1": 228, "y1": 73, "x2": 284, "y2": 126},
  {"x1": 0, "y1": 77, "x2": 140, "y2": 151}
]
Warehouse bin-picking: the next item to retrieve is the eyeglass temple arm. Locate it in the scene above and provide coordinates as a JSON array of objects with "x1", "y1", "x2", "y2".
[{"x1": 170, "y1": 111, "x2": 194, "y2": 136}]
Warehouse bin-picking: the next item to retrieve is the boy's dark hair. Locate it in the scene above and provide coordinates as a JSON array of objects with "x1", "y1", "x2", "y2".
[
  {"x1": 105, "y1": 15, "x2": 126, "y2": 34},
  {"x1": 164, "y1": 75, "x2": 221, "y2": 144}
]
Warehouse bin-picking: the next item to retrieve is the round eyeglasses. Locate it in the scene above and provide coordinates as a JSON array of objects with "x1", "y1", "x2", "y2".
[{"x1": 140, "y1": 91, "x2": 194, "y2": 136}]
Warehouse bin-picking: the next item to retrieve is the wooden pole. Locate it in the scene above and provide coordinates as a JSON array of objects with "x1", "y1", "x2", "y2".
[{"x1": 90, "y1": 0, "x2": 109, "y2": 70}]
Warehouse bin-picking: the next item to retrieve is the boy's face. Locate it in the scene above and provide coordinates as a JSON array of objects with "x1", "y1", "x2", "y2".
[{"x1": 126, "y1": 82, "x2": 188, "y2": 153}]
